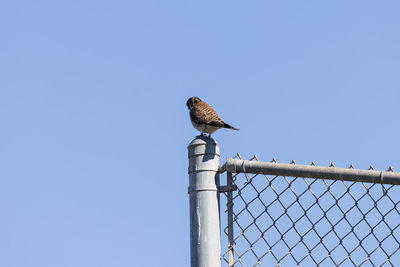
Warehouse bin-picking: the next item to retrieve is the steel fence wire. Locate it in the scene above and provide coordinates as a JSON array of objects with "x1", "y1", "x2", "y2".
[{"x1": 221, "y1": 155, "x2": 400, "y2": 267}]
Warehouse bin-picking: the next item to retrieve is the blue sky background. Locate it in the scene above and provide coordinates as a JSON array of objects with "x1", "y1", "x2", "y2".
[{"x1": 1, "y1": 1, "x2": 400, "y2": 266}]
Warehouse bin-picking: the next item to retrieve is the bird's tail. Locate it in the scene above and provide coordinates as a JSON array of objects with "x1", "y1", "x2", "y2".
[{"x1": 223, "y1": 122, "x2": 240, "y2": 131}]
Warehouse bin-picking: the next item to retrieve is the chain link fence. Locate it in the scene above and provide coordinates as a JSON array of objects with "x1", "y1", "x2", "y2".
[{"x1": 221, "y1": 155, "x2": 400, "y2": 267}]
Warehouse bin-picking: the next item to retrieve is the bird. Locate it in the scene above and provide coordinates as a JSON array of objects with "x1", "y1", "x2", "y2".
[{"x1": 186, "y1": 96, "x2": 239, "y2": 137}]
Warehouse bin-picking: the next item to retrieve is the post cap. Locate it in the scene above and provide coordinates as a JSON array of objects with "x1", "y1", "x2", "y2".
[{"x1": 187, "y1": 136, "x2": 220, "y2": 158}]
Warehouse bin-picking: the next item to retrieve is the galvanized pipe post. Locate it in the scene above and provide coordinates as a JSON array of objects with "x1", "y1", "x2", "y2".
[{"x1": 188, "y1": 136, "x2": 221, "y2": 267}]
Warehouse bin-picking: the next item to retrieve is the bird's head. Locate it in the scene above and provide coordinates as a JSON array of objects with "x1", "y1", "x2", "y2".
[{"x1": 186, "y1": 97, "x2": 201, "y2": 110}]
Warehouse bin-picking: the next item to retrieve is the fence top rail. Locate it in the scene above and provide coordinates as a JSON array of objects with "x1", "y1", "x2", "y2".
[{"x1": 220, "y1": 158, "x2": 400, "y2": 185}]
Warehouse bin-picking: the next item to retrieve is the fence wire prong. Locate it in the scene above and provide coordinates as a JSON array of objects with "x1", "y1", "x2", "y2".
[
  {"x1": 249, "y1": 155, "x2": 257, "y2": 161},
  {"x1": 234, "y1": 153, "x2": 242, "y2": 160},
  {"x1": 368, "y1": 165, "x2": 374, "y2": 170}
]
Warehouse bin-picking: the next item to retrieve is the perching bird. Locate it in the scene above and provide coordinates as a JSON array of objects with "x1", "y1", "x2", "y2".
[{"x1": 186, "y1": 96, "x2": 239, "y2": 137}]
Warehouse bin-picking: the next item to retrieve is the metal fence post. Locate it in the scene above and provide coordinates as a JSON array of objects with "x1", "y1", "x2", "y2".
[
  {"x1": 188, "y1": 136, "x2": 221, "y2": 267},
  {"x1": 226, "y1": 172, "x2": 235, "y2": 267}
]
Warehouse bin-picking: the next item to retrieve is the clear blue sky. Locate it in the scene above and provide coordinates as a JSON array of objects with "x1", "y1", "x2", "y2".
[{"x1": 1, "y1": 1, "x2": 399, "y2": 266}]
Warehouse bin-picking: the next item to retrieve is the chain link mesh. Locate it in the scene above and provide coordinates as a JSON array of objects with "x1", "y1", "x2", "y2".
[{"x1": 222, "y1": 155, "x2": 400, "y2": 266}]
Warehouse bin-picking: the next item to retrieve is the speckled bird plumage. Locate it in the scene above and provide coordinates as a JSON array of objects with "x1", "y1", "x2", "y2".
[{"x1": 186, "y1": 97, "x2": 239, "y2": 136}]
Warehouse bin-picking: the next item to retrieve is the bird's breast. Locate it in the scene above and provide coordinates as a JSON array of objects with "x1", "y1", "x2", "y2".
[{"x1": 190, "y1": 119, "x2": 219, "y2": 134}]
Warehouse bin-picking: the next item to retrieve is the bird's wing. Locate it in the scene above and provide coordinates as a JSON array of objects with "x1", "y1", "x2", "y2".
[{"x1": 190, "y1": 101, "x2": 225, "y2": 127}]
